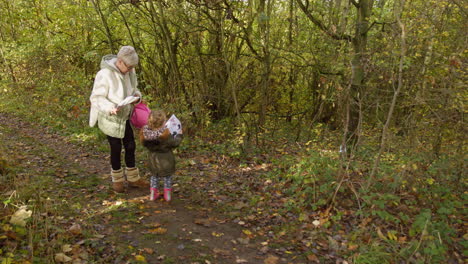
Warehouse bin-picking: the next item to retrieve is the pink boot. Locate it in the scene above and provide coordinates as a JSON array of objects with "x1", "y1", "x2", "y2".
[
  {"x1": 150, "y1": 188, "x2": 159, "y2": 201},
  {"x1": 163, "y1": 188, "x2": 172, "y2": 201}
]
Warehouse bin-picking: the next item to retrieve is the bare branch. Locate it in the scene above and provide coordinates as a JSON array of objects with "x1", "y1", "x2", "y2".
[{"x1": 295, "y1": 0, "x2": 352, "y2": 41}]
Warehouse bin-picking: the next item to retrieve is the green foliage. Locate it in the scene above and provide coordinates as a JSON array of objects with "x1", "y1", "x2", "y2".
[
  {"x1": 271, "y1": 150, "x2": 340, "y2": 212},
  {"x1": 353, "y1": 243, "x2": 392, "y2": 264}
]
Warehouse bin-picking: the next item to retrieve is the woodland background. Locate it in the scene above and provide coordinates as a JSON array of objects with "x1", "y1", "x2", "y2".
[{"x1": 0, "y1": 0, "x2": 466, "y2": 263}]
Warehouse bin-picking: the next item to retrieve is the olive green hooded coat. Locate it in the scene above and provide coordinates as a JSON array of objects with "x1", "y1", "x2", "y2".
[{"x1": 141, "y1": 131, "x2": 183, "y2": 177}]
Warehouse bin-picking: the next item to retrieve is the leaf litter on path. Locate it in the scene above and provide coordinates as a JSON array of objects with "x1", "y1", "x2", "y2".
[{"x1": 0, "y1": 112, "x2": 304, "y2": 263}]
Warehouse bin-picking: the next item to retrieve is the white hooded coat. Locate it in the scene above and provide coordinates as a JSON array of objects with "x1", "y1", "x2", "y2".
[{"x1": 89, "y1": 55, "x2": 141, "y2": 138}]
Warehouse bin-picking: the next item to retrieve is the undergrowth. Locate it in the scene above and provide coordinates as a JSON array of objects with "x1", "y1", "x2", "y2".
[{"x1": 1, "y1": 69, "x2": 466, "y2": 263}]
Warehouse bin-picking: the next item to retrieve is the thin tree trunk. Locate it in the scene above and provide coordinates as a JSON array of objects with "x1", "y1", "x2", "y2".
[
  {"x1": 258, "y1": 0, "x2": 272, "y2": 127},
  {"x1": 367, "y1": 0, "x2": 406, "y2": 190},
  {"x1": 150, "y1": 0, "x2": 195, "y2": 117},
  {"x1": 89, "y1": 0, "x2": 116, "y2": 52},
  {"x1": 347, "y1": 0, "x2": 374, "y2": 149},
  {"x1": 110, "y1": 0, "x2": 137, "y2": 48}
]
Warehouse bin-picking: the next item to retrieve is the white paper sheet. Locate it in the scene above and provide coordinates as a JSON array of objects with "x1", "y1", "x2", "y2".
[
  {"x1": 165, "y1": 114, "x2": 182, "y2": 136},
  {"x1": 117, "y1": 96, "x2": 139, "y2": 108}
]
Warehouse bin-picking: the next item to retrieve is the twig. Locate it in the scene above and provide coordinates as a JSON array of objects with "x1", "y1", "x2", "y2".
[{"x1": 407, "y1": 218, "x2": 429, "y2": 261}]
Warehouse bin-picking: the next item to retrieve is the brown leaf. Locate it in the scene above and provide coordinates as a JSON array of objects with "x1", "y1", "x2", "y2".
[
  {"x1": 264, "y1": 255, "x2": 279, "y2": 264},
  {"x1": 307, "y1": 254, "x2": 319, "y2": 262},
  {"x1": 348, "y1": 243, "x2": 359, "y2": 251},
  {"x1": 194, "y1": 218, "x2": 213, "y2": 227},
  {"x1": 5, "y1": 231, "x2": 18, "y2": 240},
  {"x1": 148, "y1": 227, "x2": 167, "y2": 234},
  {"x1": 69, "y1": 223, "x2": 82, "y2": 236},
  {"x1": 213, "y1": 248, "x2": 231, "y2": 256},
  {"x1": 234, "y1": 202, "x2": 248, "y2": 210}
]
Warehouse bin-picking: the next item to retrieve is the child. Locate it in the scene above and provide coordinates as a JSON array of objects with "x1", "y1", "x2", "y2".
[{"x1": 140, "y1": 110, "x2": 183, "y2": 201}]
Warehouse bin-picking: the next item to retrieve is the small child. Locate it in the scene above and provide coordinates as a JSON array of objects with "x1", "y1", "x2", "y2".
[{"x1": 140, "y1": 110, "x2": 183, "y2": 201}]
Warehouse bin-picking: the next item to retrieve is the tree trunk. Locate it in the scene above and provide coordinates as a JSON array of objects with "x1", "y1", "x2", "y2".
[
  {"x1": 90, "y1": 0, "x2": 116, "y2": 52},
  {"x1": 258, "y1": 0, "x2": 272, "y2": 127},
  {"x1": 347, "y1": 0, "x2": 374, "y2": 150},
  {"x1": 367, "y1": 0, "x2": 406, "y2": 190}
]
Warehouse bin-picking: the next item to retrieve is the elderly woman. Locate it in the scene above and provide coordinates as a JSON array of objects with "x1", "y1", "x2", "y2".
[{"x1": 89, "y1": 46, "x2": 149, "y2": 192}]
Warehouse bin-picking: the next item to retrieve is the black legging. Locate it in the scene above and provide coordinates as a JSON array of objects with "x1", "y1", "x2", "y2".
[{"x1": 107, "y1": 121, "x2": 136, "y2": 170}]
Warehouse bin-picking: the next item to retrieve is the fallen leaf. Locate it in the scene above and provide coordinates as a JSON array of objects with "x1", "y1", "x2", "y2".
[
  {"x1": 213, "y1": 248, "x2": 231, "y2": 256},
  {"x1": 143, "y1": 248, "x2": 154, "y2": 254},
  {"x1": 348, "y1": 243, "x2": 359, "y2": 251},
  {"x1": 264, "y1": 255, "x2": 279, "y2": 264},
  {"x1": 212, "y1": 231, "x2": 224, "y2": 237},
  {"x1": 55, "y1": 253, "x2": 72, "y2": 263},
  {"x1": 148, "y1": 227, "x2": 167, "y2": 234},
  {"x1": 236, "y1": 256, "x2": 248, "y2": 263},
  {"x1": 242, "y1": 229, "x2": 253, "y2": 236},
  {"x1": 376, "y1": 227, "x2": 387, "y2": 241},
  {"x1": 135, "y1": 255, "x2": 146, "y2": 262},
  {"x1": 62, "y1": 244, "x2": 73, "y2": 253},
  {"x1": 237, "y1": 237, "x2": 250, "y2": 245},
  {"x1": 194, "y1": 218, "x2": 213, "y2": 227},
  {"x1": 299, "y1": 213, "x2": 309, "y2": 222},
  {"x1": 312, "y1": 220, "x2": 320, "y2": 227},
  {"x1": 234, "y1": 202, "x2": 248, "y2": 210},
  {"x1": 307, "y1": 254, "x2": 319, "y2": 262},
  {"x1": 69, "y1": 223, "x2": 82, "y2": 235},
  {"x1": 10, "y1": 206, "x2": 32, "y2": 227}
]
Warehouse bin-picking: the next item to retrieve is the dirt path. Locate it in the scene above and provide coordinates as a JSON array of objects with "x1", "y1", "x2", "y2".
[{"x1": 0, "y1": 112, "x2": 297, "y2": 264}]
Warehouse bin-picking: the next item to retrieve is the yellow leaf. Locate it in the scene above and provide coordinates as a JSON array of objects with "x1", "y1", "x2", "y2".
[
  {"x1": 2, "y1": 224, "x2": 12, "y2": 232},
  {"x1": 135, "y1": 255, "x2": 146, "y2": 262},
  {"x1": 387, "y1": 230, "x2": 398, "y2": 241},
  {"x1": 149, "y1": 228, "x2": 167, "y2": 234},
  {"x1": 62, "y1": 244, "x2": 72, "y2": 253},
  {"x1": 376, "y1": 227, "x2": 387, "y2": 240},
  {"x1": 243, "y1": 229, "x2": 252, "y2": 236},
  {"x1": 212, "y1": 232, "x2": 224, "y2": 237}
]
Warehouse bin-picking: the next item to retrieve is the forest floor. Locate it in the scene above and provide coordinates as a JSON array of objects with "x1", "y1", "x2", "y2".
[{"x1": 0, "y1": 112, "x2": 305, "y2": 264}]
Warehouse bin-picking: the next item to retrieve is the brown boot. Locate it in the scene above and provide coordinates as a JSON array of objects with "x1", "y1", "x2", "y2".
[
  {"x1": 111, "y1": 169, "x2": 125, "y2": 193},
  {"x1": 126, "y1": 167, "x2": 150, "y2": 188}
]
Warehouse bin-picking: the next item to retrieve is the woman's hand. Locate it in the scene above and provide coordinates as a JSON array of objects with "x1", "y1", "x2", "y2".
[
  {"x1": 132, "y1": 95, "x2": 141, "y2": 104},
  {"x1": 110, "y1": 107, "x2": 120, "y2": 115}
]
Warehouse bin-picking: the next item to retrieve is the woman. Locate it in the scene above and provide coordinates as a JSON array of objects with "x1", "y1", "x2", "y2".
[{"x1": 89, "y1": 46, "x2": 149, "y2": 193}]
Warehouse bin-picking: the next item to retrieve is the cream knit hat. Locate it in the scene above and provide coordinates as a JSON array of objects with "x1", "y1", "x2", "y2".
[{"x1": 117, "y1": 46, "x2": 139, "y2": 67}]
